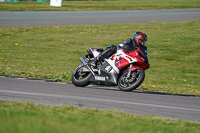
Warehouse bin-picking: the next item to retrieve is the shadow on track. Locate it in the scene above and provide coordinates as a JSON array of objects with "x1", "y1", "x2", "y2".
[{"x1": 86, "y1": 84, "x2": 198, "y2": 97}]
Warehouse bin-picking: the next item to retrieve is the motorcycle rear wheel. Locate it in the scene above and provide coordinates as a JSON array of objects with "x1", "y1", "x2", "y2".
[
  {"x1": 118, "y1": 69, "x2": 145, "y2": 91},
  {"x1": 71, "y1": 64, "x2": 92, "y2": 87}
]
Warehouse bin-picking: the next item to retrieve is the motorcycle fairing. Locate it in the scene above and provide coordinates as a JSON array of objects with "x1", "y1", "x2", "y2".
[
  {"x1": 137, "y1": 49, "x2": 150, "y2": 69},
  {"x1": 106, "y1": 49, "x2": 137, "y2": 74},
  {"x1": 87, "y1": 48, "x2": 149, "y2": 85},
  {"x1": 89, "y1": 61, "x2": 118, "y2": 85}
]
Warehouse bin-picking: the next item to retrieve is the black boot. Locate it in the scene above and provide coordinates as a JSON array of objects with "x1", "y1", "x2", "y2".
[
  {"x1": 92, "y1": 45, "x2": 117, "y2": 68},
  {"x1": 92, "y1": 54, "x2": 101, "y2": 68}
]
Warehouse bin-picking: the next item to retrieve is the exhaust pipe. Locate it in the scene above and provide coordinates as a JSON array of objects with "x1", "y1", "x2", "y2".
[
  {"x1": 80, "y1": 57, "x2": 95, "y2": 76},
  {"x1": 80, "y1": 57, "x2": 88, "y2": 65}
]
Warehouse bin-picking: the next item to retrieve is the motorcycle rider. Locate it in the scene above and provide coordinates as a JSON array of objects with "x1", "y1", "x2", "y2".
[
  {"x1": 118, "y1": 31, "x2": 148, "y2": 54},
  {"x1": 92, "y1": 31, "x2": 147, "y2": 68}
]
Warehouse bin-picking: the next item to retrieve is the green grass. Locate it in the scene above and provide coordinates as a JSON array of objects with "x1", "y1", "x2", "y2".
[
  {"x1": 0, "y1": 101, "x2": 200, "y2": 133},
  {"x1": 0, "y1": 0, "x2": 200, "y2": 11},
  {"x1": 0, "y1": 20, "x2": 200, "y2": 96}
]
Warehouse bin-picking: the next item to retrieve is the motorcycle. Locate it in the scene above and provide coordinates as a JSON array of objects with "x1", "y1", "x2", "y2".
[{"x1": 71, "y1": 44, "x2": 150, "y2": 91}]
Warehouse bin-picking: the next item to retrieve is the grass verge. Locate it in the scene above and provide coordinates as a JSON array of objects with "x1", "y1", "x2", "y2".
[
  {"x1": 0, "y1": 101, "x2": 200, "y2": 133},
  {"x1": 0, "y1": 20, "x2": 200, "y2": 96},
  {"x1": 0, "y1": 0, "x2": 200, "y2": 11}
]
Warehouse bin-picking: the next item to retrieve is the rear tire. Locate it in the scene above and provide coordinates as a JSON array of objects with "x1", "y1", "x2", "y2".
[
  {"x1": 71, "y1": 64, "x2": 92, "y2": 87},
  {"x1": 118, "y1": 69, "x2": 145, "y2": 91}
]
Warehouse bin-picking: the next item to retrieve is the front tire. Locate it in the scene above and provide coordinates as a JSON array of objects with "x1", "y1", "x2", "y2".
[
  {"x1": 71, "y1": 64, "x2": 92, "y2": 87},
  {"x1": 118, "y1": 69, "x2": 145, "y2": 91}
]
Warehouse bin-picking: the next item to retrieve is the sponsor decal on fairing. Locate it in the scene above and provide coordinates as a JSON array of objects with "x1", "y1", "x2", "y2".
[
  {"x1": 95, "y1": 76, "x2": 106, "y2": 81},
  {"x1": 106, "y1": 50, "x2": 137, "y2": 74}
]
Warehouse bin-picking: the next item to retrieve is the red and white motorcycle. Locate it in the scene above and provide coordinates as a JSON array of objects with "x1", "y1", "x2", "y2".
[{"x1": 71, "y1": 44, "x2": 150, "y2": 91}]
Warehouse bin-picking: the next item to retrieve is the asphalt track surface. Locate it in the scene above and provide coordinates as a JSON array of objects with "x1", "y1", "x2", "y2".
[
  {"x1": 0, "y1": 8, "x2": 200, "y2": 27},
  {"x1": 0, "y1": 9, "x2": 200, "y2": 121},
  {"x1": 0, "y1": 76, "x2": 200, "y2": 121}
]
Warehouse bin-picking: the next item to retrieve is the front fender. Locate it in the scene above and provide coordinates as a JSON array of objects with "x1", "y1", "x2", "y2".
[
  {"x1": 122, "y1": 66, "x2": 143, "y2": 74},
  {"x1": 131, "y1": 66, "x2": 143, "y2": 71}
]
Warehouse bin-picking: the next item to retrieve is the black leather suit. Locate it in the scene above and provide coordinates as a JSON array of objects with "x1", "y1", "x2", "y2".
[{"x1": 121, "y1": 38, "x2": 148, "y2": 54}]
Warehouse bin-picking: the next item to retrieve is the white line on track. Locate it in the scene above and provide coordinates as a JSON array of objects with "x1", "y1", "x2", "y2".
[{"x1": 1, "y1": 89, "x2": 200, "y2": 112}]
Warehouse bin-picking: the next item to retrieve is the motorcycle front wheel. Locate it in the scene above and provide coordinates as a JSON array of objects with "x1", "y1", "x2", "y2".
[
  {"x1": 71, "y1": 64, "x2": 92, "y2": 87},
  {"x1": 118, "y1": 69, "x2": 145, "y2": 91}
]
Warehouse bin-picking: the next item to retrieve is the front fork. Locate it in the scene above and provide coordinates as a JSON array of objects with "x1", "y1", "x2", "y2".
[{"x1": 127, "y1": 64, "x2": 133, "y2": 78}]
